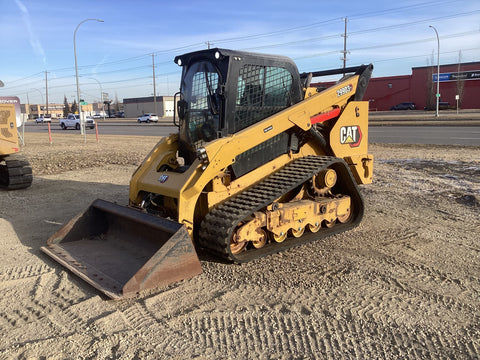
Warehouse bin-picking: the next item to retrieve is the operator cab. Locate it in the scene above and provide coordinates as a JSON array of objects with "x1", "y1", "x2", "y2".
[{"x1": 174, "y1": 48, "x2": 303, "y2": 166}]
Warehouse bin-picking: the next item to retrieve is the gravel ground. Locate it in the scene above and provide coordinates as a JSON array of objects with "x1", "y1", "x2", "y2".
[{"x1": 0, "y1": 132, "x2": 479, "y2": 359}]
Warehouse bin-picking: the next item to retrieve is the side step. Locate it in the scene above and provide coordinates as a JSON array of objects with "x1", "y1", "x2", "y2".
[{"x1": 41, "y1": 199, "x2": 202, "y2": 299}]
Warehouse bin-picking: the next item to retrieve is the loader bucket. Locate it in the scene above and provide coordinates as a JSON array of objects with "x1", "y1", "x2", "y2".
[{"x1": 41, "y1": 199, "x2": 202, "y2": 299}]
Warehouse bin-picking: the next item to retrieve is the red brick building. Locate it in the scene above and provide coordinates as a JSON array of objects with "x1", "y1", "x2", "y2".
[
  {"x1": 363, "y1": 62, "x2": 480, "y2": 111},
  {"x1": 313, "y1": 62, "x2": 479, "y2": 111}
]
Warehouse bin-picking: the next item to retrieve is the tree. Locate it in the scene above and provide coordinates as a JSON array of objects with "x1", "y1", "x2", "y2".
[
  {"x1": 63, "y1": 95, "x2": 70, "y2": 117},
  {"x1": 425, "y1": 53, "x2": 435, "y2": 110},
  {"x1": 114, "y1": 93, "x2": 120, "y2": 112},
  {"x1": 456, "y1": 50, "x2": 465, "y2": 109},
  {"x1": 71, "y1": 99, "x2": 78, "y2": 114}
]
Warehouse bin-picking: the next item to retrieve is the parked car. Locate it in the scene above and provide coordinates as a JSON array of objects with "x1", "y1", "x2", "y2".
[
  {"x1": 35, "y1": 114, "x2": 52, "y2": 123},
  {"x1": 116, "y1": 112, "x2": 125, "y2": 118},
  {"x1": 137, "y1": 113, "x2": 158, "y2": 123},
  {"x1": 424, "y1": 102, "x2": 450, "y2": 110},
  {"x1": 390, "y1": 102, "x2": 416, "y2": 110},
  {"x1": 92, "y1": 113, "x2": 102, "y2": 119}
]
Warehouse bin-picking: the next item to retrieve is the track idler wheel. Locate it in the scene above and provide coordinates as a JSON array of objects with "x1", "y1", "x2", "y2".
[
  {"x1": 271, "y1": 232, "x2": 287, "y2": 243},
  {"x1": 337, "y1": 205, "x2": 352, "y2": 223},
  {"x1": 325, "y1": 220, "x2": 336, "y2": 228},
  {"x1": 230, "y1": 224, "x2": 248, "y2": 254},
  {"x1": 291, "y1": 227, "x2": 305, "y2": 238},
  {"x1": 308, "y1": 222, "x2": 321, "y2": 233},
  {"x1": 230, "y1": 236, "x2": 247, "y2": 255},
  {"x1": 230, "y1": 217, "x2": 268, "y2": 254},
  {"x1": 252, "y1": 229, "x2": 267, "y2": 249}
]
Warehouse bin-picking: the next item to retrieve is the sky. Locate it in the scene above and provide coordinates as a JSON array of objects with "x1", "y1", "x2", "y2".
[{"x1": 1, "y1": 0, "x2": 479, "y2": 105}]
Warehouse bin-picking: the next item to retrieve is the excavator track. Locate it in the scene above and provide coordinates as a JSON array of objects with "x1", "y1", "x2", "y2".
[{"x1": 199, "y1": 155, "x2": 364, "y2": 263}]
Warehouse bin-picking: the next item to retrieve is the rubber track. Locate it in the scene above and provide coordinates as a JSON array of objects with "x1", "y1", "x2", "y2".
[
  {"x1": 199, "y1": 155, "x2": 364, "y2": 263},
  {"x1": 0, "y1": 154, "x2": 33, "y2": 190}
]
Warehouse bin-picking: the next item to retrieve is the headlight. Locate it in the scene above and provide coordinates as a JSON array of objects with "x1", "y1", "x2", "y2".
[{"x1": 196, "y1": 147, "x2": 209, "y2": 170}]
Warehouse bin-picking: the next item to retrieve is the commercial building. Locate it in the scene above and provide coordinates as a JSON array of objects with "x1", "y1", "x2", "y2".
[
  {"x1": 123, "y1": 96, "x2": 174, "y2": 118},
  {"x1": 366, "y1": 61, "x2": 479, "y2": 111},
  {"x1": 315, "y1": 61, "x2": 479, "y2": 111},
  {"x1": 21, "y1": 102, "x2": 109, "y2": 119},
  {"x1": 25, "y1": 103, "x2": 64, "y2": 119}
]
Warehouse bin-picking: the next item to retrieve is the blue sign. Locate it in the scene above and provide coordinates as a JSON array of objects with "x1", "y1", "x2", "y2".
[{"x1": 433, "y1": 70, "x2": 480, "y2": 82}]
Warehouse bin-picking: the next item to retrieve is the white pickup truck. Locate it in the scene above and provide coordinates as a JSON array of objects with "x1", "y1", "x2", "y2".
[{"x1": 59, "y1": 114, "x2": 95, "y2": 130}]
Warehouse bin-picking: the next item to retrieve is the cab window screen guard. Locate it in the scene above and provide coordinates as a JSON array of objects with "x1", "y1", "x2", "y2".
[{"x1": 235, "y1": 65, "x2": 293, "y2": 132}]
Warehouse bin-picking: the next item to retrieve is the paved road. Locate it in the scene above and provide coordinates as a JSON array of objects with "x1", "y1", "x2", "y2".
[
  {"x1": 369, "y1": 126, "x2": 480, "y2": 146},
  {"x1": 23, "y1": 122, "x2": 480, "y2": 146},
  {"x1": 23, "y1": 121, "x2": 178, "y2": 137}
]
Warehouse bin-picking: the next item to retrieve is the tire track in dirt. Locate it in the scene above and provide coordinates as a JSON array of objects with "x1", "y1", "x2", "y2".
[
  {"x1": 169, "y1": 248, "x2": 479, "y2": 358},
  {"x1": 0, "y1": 271, "x2": 134, "y2": 358},
  {"x1": 351, "y1": 225, "x2": 480, "y2": 294},
  {"x1": 117, "y1": 302, "x2": 178, "y2": 355},
  {"x1": 81, "y1": 332, "x2": 132, "y2": 360},
  {"x1": 0, "y1": 263, "x2": 54, "y2": 282},
  {"x1": 116, "y1": 300, "x2": 209, "y2": 357},
  {"x1": 0, "y1": 275, "x2": 65, "y2": 355},
  {"x1": 0, "y1": 273, "x2": 57, "y2": 332},
  {"x1": 349, "y1": 244, "x2": 480, "y2": 306},
  {"x1": 337, "y1": 261, "x2": 478, "y2": 329},
  {"x1": 121, "y1": 302, "x2": 158, "y2": 330},
  {"x1": 30, "y1": 272, "x2": 93, "y2": 330},
  {"x1": 1, "y1": 334, "x2": 82, "y2": 359},
  {"x1": 144, "y1": 280, "x2": 228, "y2": 317},
  {"x1": 147, "y1": 277, "x2": 475, "y2": 358},
  {"x1": 0, "y1": 270, "x2": 100, "y2": 336},
  {"x1": 173, "y1": 306, "x2": 478, "y2": 358}
]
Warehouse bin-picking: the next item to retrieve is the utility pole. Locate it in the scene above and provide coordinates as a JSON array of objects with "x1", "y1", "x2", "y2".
[
  {"x1": 26, "y1": 90, "x2": 30, "y2": 120},
  {"x1": 45, "y1": 71, "x2": 49, "y2": 115},
  {"x1": 206, "y1": 41, "x2": 213, "y2": 49},
  {"x1": 152, "y1": 54, "x2": 157, "y2": 115},
  {"x1": 341, "y1": 17, "x2": 348, "y2": 71}
]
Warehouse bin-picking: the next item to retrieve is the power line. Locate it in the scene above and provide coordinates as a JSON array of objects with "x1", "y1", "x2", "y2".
[
  {"x1": 293, "y1": 29, "x2": 479, "y2": 61},
  {"x1": 372, "y1": 47, "x2": 480, "y2": 63},
  {"x1": 8, "y1": 2, "x2": 476, "y2": 81},
  {"x1": 210, "y1": 0, "x2": 457, "y2": 45},
  {"x1": 2, "y1": 1, "x2": 478, "y2": 102},
  {"x1": 244, "y1": 10, "x2": 480, "y2": 52},
  {"x1": 348, "y1": 0, "x2": 456, "y2": 20}
]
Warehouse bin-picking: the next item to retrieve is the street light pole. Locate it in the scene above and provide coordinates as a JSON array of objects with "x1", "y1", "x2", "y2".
[
  {"x1": 74, "y1": 18, "x2": 104, "y2": 137},
  {"x1": 429, "y1": 25, "x2": 440, "y2": 117}
]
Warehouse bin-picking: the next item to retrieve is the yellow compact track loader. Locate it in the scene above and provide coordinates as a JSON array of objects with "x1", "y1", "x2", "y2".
[
  {"x1": 0, "y1": 100, "x2": 33, "y2": 190},
  {"x1": 42, "y1": 49, "x2": 373, "y2": 299}
]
